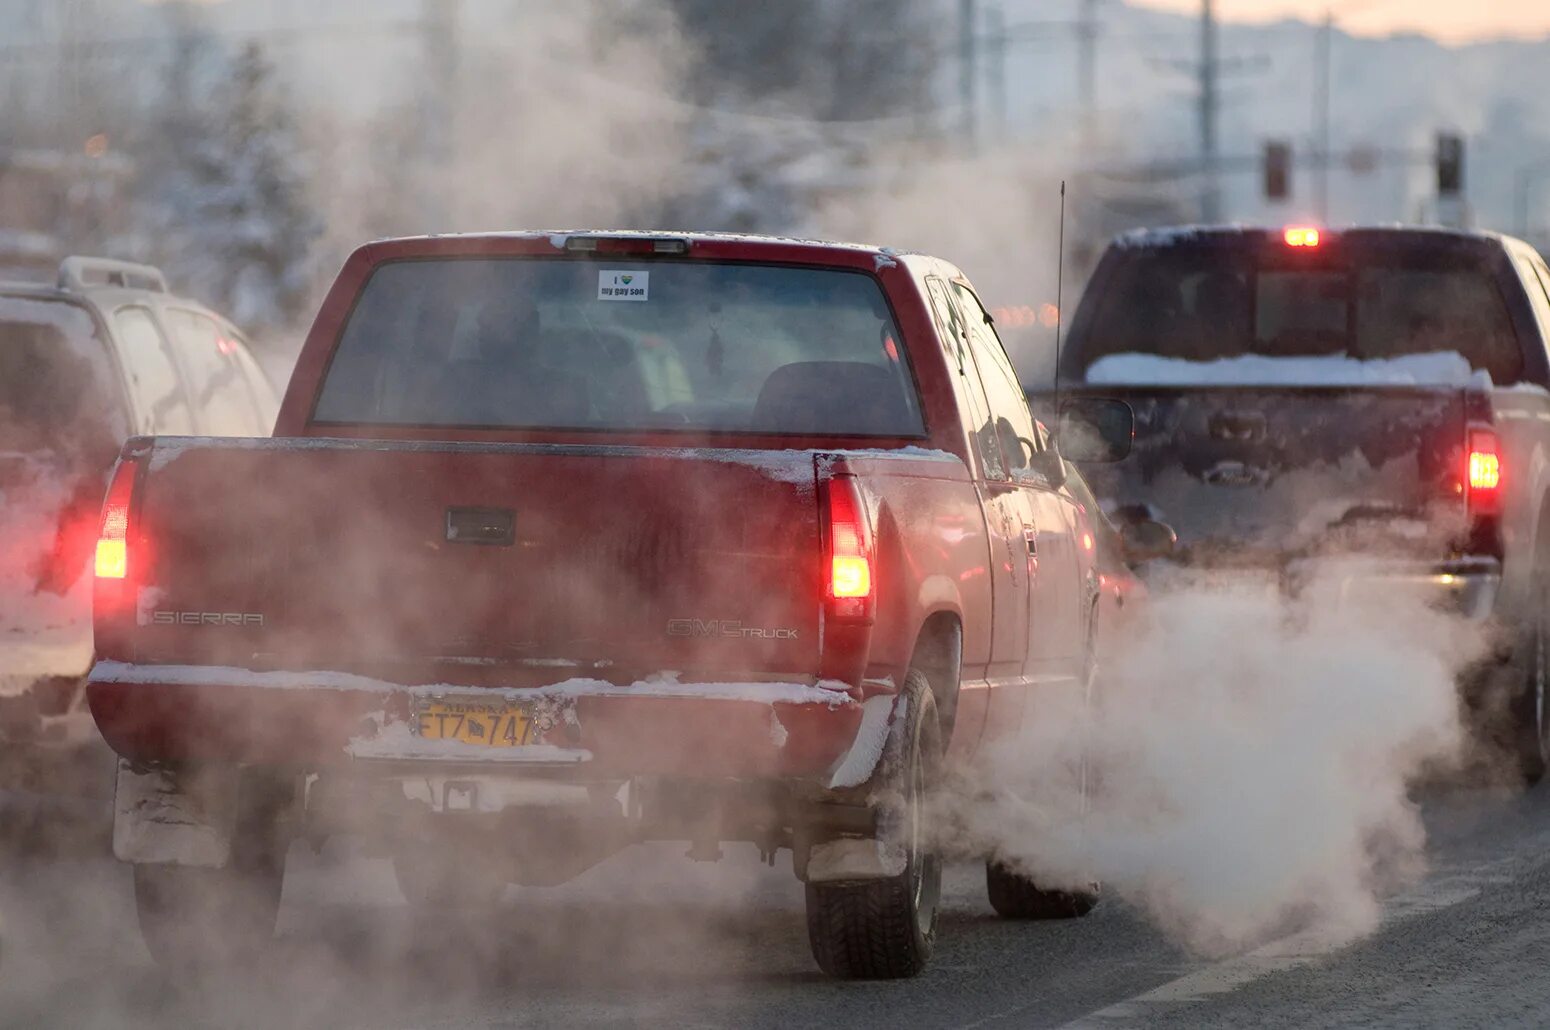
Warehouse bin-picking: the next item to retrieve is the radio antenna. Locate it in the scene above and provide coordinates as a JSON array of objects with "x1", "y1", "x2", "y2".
[{"x1": 1053, "y1": 180, "x2": 1067, "y2": 420}]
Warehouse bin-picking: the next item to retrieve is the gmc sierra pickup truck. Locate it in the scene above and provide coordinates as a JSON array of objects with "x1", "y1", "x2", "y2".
[
  {"x1": 1047, "y1": 224, "x2": 1550, "y2": 782},
  {"x1": 87, "y1": 231, "x2": 1151, "y2": 979}
]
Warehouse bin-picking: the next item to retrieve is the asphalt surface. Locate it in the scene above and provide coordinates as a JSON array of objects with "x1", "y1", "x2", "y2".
[{"x1": 3, "y1": 779, "x2": 1550, "y2": 1028}]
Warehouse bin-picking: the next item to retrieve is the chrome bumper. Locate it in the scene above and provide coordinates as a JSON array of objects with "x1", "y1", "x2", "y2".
[{"x1": 1289, "y1": 557, "x2": 1501, "y2": 620}]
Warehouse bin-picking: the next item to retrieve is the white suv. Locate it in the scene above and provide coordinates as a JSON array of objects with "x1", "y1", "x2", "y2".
[{"x1": 0, "y1": 257, "x2": 277, "y2": 755}]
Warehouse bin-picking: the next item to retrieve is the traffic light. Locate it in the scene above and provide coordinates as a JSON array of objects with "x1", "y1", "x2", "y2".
[
  {"x1": 1437, "y1": 133, "x2": 1465, "y2": 197},
  {"x1": 1264, "y1": 141, "x2": 1291, "y2": 201}
]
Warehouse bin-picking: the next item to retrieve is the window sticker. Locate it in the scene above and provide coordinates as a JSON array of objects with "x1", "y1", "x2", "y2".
[{"x1": 598, "y1": 269, "x2": 649, "y2": 302}]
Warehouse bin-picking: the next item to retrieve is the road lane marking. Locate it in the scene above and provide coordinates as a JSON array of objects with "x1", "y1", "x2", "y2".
[
  {"x1": 1051, "y1": 801, "x2": 1550, "y2": 1029},
  {"x1": 948, "y1": 870, "x2": 1495, "y2": 1030},
  {"x1": 1058, "y1": 882, "x2": 1483, "y2": 1027}
]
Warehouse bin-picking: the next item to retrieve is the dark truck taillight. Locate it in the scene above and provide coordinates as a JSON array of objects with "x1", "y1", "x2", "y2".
[
  {"x1": 1457, "y1": 425, "x2": 1504, "y2": 560},
  {"x1": 823, "y1": 475, "x2": 875, "y2": 622},
  {"x1": 1467, "y1": 428, "x2": 1501, "y2": 516}
]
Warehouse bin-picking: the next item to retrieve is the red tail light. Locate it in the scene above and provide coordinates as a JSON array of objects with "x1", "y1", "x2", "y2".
[
  {"x1": 95, "y1": 457, "x2": 141, "y2": 580},
  {"x1": 1284, "y1": 226, "x2": 1321, "y2": 247},
  {"x1": 1467, "y1": 429, "x2": 1501, "y2": 514},
  {"x1": 825, "y1": 476, "x2": 874, "y2": 621}
]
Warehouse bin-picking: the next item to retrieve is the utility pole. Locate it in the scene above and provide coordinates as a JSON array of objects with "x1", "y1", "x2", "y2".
[
  {"x1": 1199, "y1": 0, "x2": 1220, "y2": 222},
  {"x1": 959, "y1": 0, "x2": 977, "y2": 149},
  {"x1": 986, "y1": 3, "x2": 1007, "y2": 138},
  {"x1": 1078, "y1": 0, "x2": 1100, "y2": 147},
  {"x1": 1516, "y1": 161, "x2": 1550, "y2": 239},
  {"x1": 1314, "y1": 12, "x2": 1332, "y2": 221}
]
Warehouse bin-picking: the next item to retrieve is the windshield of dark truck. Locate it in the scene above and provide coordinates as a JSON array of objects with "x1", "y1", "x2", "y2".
[
  {"x1": 312, "y1": 258, "x2": 925, "y2": 436},
  {"x1": 1074, "y1": 240, "x2": 1522, "y2": 383}
]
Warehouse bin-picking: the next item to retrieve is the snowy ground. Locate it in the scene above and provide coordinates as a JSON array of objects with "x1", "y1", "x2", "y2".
[{"x1": 5, "y1": 786, "x2": 1550, "y2": 1028}]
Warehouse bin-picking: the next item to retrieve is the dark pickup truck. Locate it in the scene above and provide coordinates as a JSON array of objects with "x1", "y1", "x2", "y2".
[
  {"x1": 87, "y1": 231, "x2": 1147, "y2": 979},
  {"x1": 1047, "y1": 225, "x2": 1550, "y2": 780}
]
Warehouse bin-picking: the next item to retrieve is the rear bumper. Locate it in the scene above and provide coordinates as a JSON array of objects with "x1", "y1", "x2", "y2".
[
  {"x1": 85, "y1": 662, "x2": 869, "y2": 783},
  {"x1": 1289, "y1": 556, "x2": 1501, "y2": 620}
]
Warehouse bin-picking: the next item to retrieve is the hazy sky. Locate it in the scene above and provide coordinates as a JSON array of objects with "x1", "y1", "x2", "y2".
[{"x1": 1135, "y1": 1, "x2": 1550, "y2": 44}]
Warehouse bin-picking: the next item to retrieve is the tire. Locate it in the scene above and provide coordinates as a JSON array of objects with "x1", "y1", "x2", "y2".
[
  {"x1": 134, "y1": 854, "x2": 285, "y2": 972},
  {"x1": 132, "y1": 771, "x2": 291, "y2": 973},
  {"x1": 1515, "y1": 600, "x2": 1550, "y2": 786},
  {"x1": 985, "y1": 859, "x2": 1099, "y2": 919},
  {"x1": 805, "y1": 670, "x2": 942, "y2": 980},
  {"x1": 393, "y1": 845, "x2": 508, "y2": 912}
]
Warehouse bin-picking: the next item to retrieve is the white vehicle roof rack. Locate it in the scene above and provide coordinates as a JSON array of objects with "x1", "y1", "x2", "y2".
[{"x1": 57, "y1": 256, "x2": 169, "y2": 294}]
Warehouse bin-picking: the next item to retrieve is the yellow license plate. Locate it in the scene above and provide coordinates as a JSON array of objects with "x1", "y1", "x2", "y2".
[{"x1": 417, "y1": 701, "x2": 535, "y2": 747}]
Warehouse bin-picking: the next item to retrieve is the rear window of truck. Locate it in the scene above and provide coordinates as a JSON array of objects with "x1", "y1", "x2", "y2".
[
  {"x1": 312, "y1": 258, "x2": 925, "y2": 436},
  {"x1": 1075, "y1": 239, "x2": 1523, "y2": 384}
]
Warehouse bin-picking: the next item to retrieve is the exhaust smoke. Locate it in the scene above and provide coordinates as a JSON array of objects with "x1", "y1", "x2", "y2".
[{"x1": 953, "y1": 571, "x2": 1485, "y2": 955}]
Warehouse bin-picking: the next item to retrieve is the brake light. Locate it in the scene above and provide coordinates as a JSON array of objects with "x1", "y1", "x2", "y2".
[
  {"x1": 825, "y1": 476, "x2": 874, "y2": 620},
  {"x1": 562, "y1": 235, "x2": 689, "y2": 255},
  {"x1": 1284, "y1": 226, "x2": 1321, "y2": 248},
  {"x1": 95, "y1": 458, "x2": 140, "y2": 580},
  {"x1": 1467, "y1": 429, "x2": 1501, "y2": 513}
]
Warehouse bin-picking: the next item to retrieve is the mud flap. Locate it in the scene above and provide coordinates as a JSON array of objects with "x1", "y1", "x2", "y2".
[{"x1": 112, "y1": 759, "x2": 239, "y2": 867}]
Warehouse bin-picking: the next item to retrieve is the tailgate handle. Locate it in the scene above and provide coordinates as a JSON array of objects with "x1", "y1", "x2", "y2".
[
  {"x1": 1208, "y1": 411, "x2": 1267, "y2": 442},
  {"x1": 446, "y1": 507, "x2": 514, "y2": 546}
]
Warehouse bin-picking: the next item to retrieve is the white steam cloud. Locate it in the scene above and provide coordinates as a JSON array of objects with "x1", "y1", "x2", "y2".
[{"x1": 953, "y1": 571, "x2": 1484, "y2": 955}]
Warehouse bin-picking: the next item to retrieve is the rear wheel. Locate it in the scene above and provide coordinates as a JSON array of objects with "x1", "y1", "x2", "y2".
[
  {"x1": 805, "y1": 671, "x2": 942, "y2": 980},
  {"x1": 1515, "y1": 601, "x2": 1550, "y2": 786},
  {"x1": 985, "y1": 859, "x2": 1099, "y2": 919},
  {"x1": 132, "y1": 771, "x2": 292, "y2": 973},
  {"x1": 134, "y1": 850, "x2": 285, "y2": 972}
]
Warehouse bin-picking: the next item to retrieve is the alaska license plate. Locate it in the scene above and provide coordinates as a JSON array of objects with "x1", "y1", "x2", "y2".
[{"x1": 416, "y1": 700, "x2": 536, "y2": 747}]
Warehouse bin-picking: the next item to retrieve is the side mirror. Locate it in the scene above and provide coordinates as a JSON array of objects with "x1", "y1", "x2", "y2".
[
  {"x1": 1057, "y1": 398, "x2": 1134, "y2": 463},
  {"x1": 1024, "y1": 446, "x2": 1066, "y2": 488},
  {"x1": 1119, "y1": 519, "x2": 1177, "y2": 565}
]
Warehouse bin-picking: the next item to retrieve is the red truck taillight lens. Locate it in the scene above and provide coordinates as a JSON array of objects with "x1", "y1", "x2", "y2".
[
  {"x1": 1283, "y1": 226, "x2": 1322, "y2": 247},
  {"x1": 825, "y1": 476, "x2": 874, "y2": 620},
  {"x1": 1467, "y1": 429, "x2": 1501, "y2": 514},
  {"x1": 95, "y1": 458, "x2": 141, "y2": 580}
]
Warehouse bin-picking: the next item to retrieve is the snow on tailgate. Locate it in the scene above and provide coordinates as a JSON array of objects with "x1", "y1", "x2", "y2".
[
  {"x1": 1085, "y1": 351, "x2": 1481, "y2": 387},
  {"x1": 90, "y1": 660, "x2": 855, "y2": 706}
]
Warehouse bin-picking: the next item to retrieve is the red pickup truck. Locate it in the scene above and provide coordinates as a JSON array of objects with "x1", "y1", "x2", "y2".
[{"x1": 87, "y1": 232, "x2": 1149, "y2": 979}]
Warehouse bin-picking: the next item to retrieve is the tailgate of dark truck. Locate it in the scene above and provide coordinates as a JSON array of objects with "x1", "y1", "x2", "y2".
[{"x1": 1058, "y1": 384, "x2": 1474, "y2": 563}]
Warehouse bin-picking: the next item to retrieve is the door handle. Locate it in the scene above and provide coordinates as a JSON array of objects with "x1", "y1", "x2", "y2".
[{"x1": 1023, "y1": 528, "x2": 1038, "y2": 555}]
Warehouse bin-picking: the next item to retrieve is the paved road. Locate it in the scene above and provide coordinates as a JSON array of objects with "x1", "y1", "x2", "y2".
[{"x1": 3, "y1": 784, "x2": 1550, "y2": 1029}]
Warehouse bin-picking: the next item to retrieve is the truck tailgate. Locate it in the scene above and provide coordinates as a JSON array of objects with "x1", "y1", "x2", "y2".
[
  {"x1": 128, "y1": 440, "x2": 822, "y2": 680},
  {"x1": 1069, "y1": 386, "x2": 1472, "y2": 562}
]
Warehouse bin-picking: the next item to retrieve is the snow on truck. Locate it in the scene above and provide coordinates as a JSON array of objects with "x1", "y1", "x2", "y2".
[
  {"x1": 86, "y1": 232, "x2": 1157, "y2": 979},
  {"x1": 1049, "y1": 224, "x2": 1550, "y2": 781}
]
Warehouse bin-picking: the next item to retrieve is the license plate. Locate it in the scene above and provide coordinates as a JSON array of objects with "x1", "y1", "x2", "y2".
[{"x1": 416, "y1": 700, "x2": 536, "y2": 747}]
